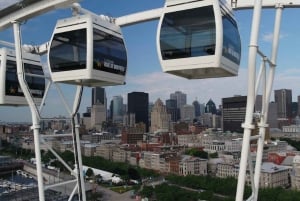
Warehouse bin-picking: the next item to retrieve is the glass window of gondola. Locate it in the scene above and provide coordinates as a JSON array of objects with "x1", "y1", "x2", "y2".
[
  {"x1": 5, "y1": 60, "x2": 19, "y2": 96},
  {"x1": 24, "y1": 63, "x2": 45, "y2": 98},
  {"x1": 160, "y1": 6, "x2": 216, "y2": 60},
  {"x1": 49, "y1": 29, "x2": 87, "y2": 72},
  {"x1": 222, "y1": 14, "x2": 241, "y2": 64},
  {"x1": 5, "y1": 60, "x2": 45, "y2": 98},
  {"x1": 93, "y1": 29, "x2": 127, "y2": 75}
]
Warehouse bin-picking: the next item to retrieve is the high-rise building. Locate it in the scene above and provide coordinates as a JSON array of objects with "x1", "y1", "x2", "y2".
[
  {"x1": 298, "y1": 96, "x2": 300, "y2": 116},
  {"x1": 205, "y1": 99, "x2": 217, "y2": 114},
  {"x1": 268, "y1": 102, "x2": 278, "y2": 128},
  {"x1": 255, "y1": 95, "x2": 263, "y2": 112},
  {"x1": 92, "y1": 87, "x2": 106, "y2": 105},
  {"x1": 166, "y1": 99, "x2": 179, "y2": 122},
  {"x1": 151, "y1": 99, "x2": 171, "y2": 132},
  {"x1": 91, "y1": 87, "x2": 107, "y2": 130},
  {"x1": 222, "y1": 96, "x2": 247, "y2": 133},
  {"x1": 255, "y1": 95, "x2": 278, "y2": 128},
  {"x1": 123, "y1": 113, "x2": 135, "y2": 127},
  {"x1": 274, "y1": 89, "x2": 292, "y2": 119},
  {"x1": 180, "y1": 104, "x2": 195, "y2": 122},
  {"x1": 223, "y1": 95, "x2": 279, "y2": 132},
  {"x1": 148, "y1": 102, "x2": 154, "y2": 127},
  {"x1": 109, "y1": 100, "x2": 113, "y2": 121},
  {"x1": 193, "y1": 100, "x2": 201, "y2": 118},
  {"x1": 128, "y1": 92, "x2": 149, "y2": 131},
  {"x1": 82, "y1": 107, "x2": 92, "y2": 129},
  {"x1": 170, "y1": 91, "x2": 187, "y2": 110},
  {"x1": 112, "y1": 96, "x2": 124, "y2": 123},
  {"x1": 292, "y1": 102, "x2": 298, "y2": 118},
  {"x1": 200, "y1": 103, "x2": 205, "y2": 115},
  {"x1": 91, "y1": 104, "x2": 106, "y2": 130}
]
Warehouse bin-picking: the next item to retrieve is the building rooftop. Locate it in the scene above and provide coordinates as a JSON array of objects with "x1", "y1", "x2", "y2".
[{"x1": 261, "y1": 162, "x2": 291, "y2": 173}]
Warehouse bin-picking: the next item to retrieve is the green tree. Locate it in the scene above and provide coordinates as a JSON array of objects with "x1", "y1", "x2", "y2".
[
  {"x1": 86, "y1": 168, "x2": 94, "y2": 178},
  {"x1": 140, "y1": 186, "x2": 154, "y2": 198},
  {"x1": 87, "y1": 191, "x2": 103, "y2": 201},
  {"x1": 280, "y1": 138, "x2": 300, "y2": 151},
  {"x1": 185, "y1": 148, "x2": 208, "y2": 159},
  {"x1": 95, "y1": 174, "x2": 102, "y2": 184},
  {"x1": 128, "y1": 167, "x2": 141, "y2": 180},
  {"x1": 209, "y1": 152, "x2": 218, "y2": 158}
]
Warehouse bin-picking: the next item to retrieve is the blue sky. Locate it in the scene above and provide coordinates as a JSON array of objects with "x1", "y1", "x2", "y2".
[{"x1": 0, "y1": 0, "x2": 300, "y2": 122}]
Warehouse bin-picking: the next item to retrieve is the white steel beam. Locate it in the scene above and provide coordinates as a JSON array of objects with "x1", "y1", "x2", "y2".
[
  {"x1": 235, "y1": 0, "x2": 263, "y2": 199},
  {"x1": 253, "y1": 5, "x2": 283, "y2": 200},
  {"x1": 44, "y1": 179, "x2": 77, "y2": 190},
  {"x1": 0, "y1": 0, "x2": 80, "y2": 31},
  {"x1": 230, "y1": 0, "x2": 300, "y2": 9},
  {"x1": 13, "y1": 21, "x2": 45, "y2": 201},
  {"x1": 115, "y1": 8, "x2": 163, "y2": 27}
]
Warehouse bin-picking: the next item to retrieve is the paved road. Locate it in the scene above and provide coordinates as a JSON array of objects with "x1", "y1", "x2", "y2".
[{"x1": 95, "y1": 185, "x2": 135, "y2": 201}]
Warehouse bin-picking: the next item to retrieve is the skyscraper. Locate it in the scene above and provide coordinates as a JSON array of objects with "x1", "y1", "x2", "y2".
[
  {"x1": 166, "y1": 99, "x2": 179, "y2": 122},
  {"x1": 170, "y1": 91, "x2": 187, "y2": 110},
  {"x1": 222, "y1": 96, "x2": 247, "y2": 133},
  {"x1": 91, "y1": 87, "x2": 107, "y2": 130},
  {"x1": 268, "y1": 102, "x2": 278, "y2": 128},
  {"x1": 180, "y1": 104, "x2": 195, "y2": 122},
  {"x1": 128, "y1": 92, "x2": 149, "y2": 131},
  {"x1": 274, "y1": 89, "x2": 292, "y2": 119},
  {"x1": 151, "y1": 99, "x2": 171, "y2": 132},
  {"x1": 199, "y1": 103, "x2": 205, "y2": 115},
  {"x1": 223, "y1": 95, "x2": 279, "y2": 132},
  {"x1": 91, "y1": 104, "x2": 106, "y2": 130},
  {"x1": 298, "y1": 96, "x2": 300, "y2": 116},
  {"x1": 193, "y1": 100, "x2": 201, "y2": 118},
  {"x1": 92, "y1": 87, "x2": 106, "y2": 105},
  {"x1": 292, "y1": 102, "x2": 298, "y2": 118},
  {"x1": 112, "y1": 95, "x2": 124, "y2": 123},
  {"x1": 205, "y1": 99, "x2": 217, "y2": 114}
]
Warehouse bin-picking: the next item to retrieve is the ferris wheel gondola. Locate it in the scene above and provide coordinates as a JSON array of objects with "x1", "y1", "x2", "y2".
[
  {"x1": 157, "y1": 0, "x2": 241, "y2": 79},
  {"x1": 48, "y1": 14, "x2": 128, "y2": 87},
  {"x1": 0, "y1": 47, "x2": 45, "y2": 106}
]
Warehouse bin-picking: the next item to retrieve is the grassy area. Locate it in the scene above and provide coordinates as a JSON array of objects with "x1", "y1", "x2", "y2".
[{"x1": 110, "y1": 185, "x2": 133, "y2": 194}]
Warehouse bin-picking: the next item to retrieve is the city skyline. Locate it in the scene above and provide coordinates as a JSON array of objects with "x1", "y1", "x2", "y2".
[{"x1": 0, "y1": 0, "x2": 300, "y2": 122}]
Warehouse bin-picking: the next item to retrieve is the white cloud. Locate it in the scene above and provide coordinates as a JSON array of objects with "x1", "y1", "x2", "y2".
[
  {"x1": 273, "y1": 68, "x2": 300, "y2": 95},
  {"x1": 1, "y1": 66, "x2": 299, "y2": 123},
  {"x1": 262, "y1": 32, "x2": 288, "y2": 43},
  {"x1": 106, "y1": 68, "x2": 249, "y2": 106},
  {"x1": 262, "y1": 33, "x2": 274, "y2": 42},
  {"x1": 105, "y1": 66, "x2": 300, "y2": 107}
]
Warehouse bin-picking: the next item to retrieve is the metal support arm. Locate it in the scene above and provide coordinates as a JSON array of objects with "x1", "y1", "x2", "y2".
[{"x1": 0, "y1": 0, "x2": 80, "y2": 31}]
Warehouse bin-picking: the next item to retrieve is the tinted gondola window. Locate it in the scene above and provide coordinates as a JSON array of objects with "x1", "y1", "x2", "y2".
[
  {"x1": 222, "y1": 14, "x2": 241, "y2": 64},
  {"x1": 49, "y1": 29, "x2": 87, "y2": 72},
  {"x1": 5, "y1": 60, "x2": 45, "y2": 97},
  {"x1": 93, "y1": 29, "x2": 127, "y2": 75},
  {"x1": 160, "y1": 6, "x2": 216, "y2": 60}
]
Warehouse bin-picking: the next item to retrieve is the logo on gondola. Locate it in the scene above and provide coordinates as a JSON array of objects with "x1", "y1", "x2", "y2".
[
  {"x1": 104, "y1": 59, "x2": 125, "y2": 73},
  {"x1": 223, "y1": 45, "x2": 240, "y2": 61}
]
